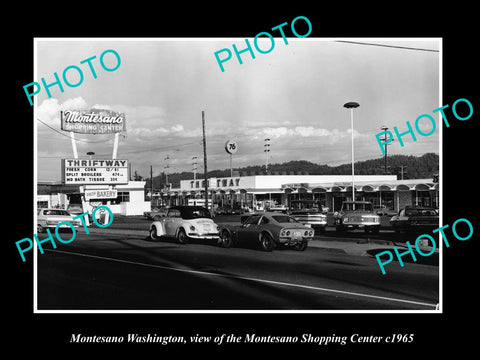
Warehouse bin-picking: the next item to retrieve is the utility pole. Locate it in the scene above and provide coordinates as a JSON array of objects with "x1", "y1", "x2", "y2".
[
  {"x1": 400, "y1": 165, "x2": 407, "y2": 180},
  {"x1": 380, "y1": 125, "x2": 393, "y2": 174},
  {"x1": 202, "y1": 111, "x2": 208, "y2": 209},
  {"x1": 164, "y1": 155, "x2": 170, "y2": 189},
  {"x1": 150, "y1": 165, "x2": 153, "y2": 201}
]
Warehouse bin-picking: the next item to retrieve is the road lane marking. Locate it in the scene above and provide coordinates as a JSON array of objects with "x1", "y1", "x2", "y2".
[{"x1": 43, "y1": 249, "x2": 437, "y2": 308}]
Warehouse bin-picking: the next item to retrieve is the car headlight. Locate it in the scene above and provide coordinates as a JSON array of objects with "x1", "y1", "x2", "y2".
[
  {"x1": 343, "y1": 217, "x2": 349, "y2": 223},
  {"x1": 286, "y1": 230, "x2": 290, "y2": 236},
  {"x1": 190, "y1": 225, "x2": 196, "y2": 231},
  {"x1": 216, "y1": 225, "x2": 220, "y2": 231}
]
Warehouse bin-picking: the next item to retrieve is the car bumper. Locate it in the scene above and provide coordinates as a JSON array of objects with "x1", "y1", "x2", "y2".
[
  {"x1": 279, "y1": 236, "x2": 312, "y2": 245},
  {"x1": 342, "y1": 222, "x2": 380, "y2": 228},
  {"x1": 187, "y1": 233, "x2": 220, "y2": 240},
  {"x1": 342, "y1": 221, "x2": 380, "y2": 227},
  {"x1": 45, "y1": 223, "x2": 80, "y2": 229},
  {"x1": 299, "y1": 222, "x2": 327, "y2": 227}
]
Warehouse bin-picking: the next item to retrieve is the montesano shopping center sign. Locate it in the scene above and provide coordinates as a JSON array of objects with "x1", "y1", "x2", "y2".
[
  {"x1": 62, "y1": 159, "x2": 129, "y2": 184},
  {"x1": 61, "y1": 109, "x2": 126, "y2": 134}
]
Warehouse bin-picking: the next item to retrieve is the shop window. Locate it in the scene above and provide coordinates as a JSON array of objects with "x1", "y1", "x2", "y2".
[
  {"x1": 415, "y1": 190, "x2": 433, "y2": 207},
  {"x1": 111, "y1": 191, "x2": 130, "y2": 204},
  {"x1": 37, "y1": 200, "x2": 49, "y2": 209}
]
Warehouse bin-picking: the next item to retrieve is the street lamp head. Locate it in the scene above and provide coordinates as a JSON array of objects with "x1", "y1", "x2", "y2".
[{"x1": 343, "y1": 102, "x2": 360, "y2": 109}]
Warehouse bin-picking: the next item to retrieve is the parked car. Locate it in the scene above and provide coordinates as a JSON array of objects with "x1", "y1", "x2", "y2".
[
  {"x1": 219, "y1": 212, "x2": 314, "y2": 251},
  {"x1": 266, "y1": 205, "x2": 289, "y2": 213},
  {"x1": 215, "y1": 206, "x2": 244, "y2": 215},
  {"x1": 149, "y1": 206, "x2": 220, "y2": 244},
  {"x1": 373, "y1": 205, "x2": 397, "y2": 216},
  {"x1": 289, "y1": 200, "x2": 327, "y2": 233},
  {"x1": 335, "y1": 201, "x2": 380, "y2": 234},
  {"x1": 144, "y1": 206, "x2": 168, "y2": 220},
  {"x1": 390, "y1": 206, "x2": 439, "y2": 233},
  {"x1": 37, "y1": 208, "x2": 82, "y2": 233}
]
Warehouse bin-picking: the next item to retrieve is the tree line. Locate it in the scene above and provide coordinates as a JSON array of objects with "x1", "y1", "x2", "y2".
[{"x1": 141, "y1": 153, "x2": 439, "y2": 189}]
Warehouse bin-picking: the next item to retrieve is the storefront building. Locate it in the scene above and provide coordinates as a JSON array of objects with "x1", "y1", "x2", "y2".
[
  {"x1": 37, "y1": 180, "x2": 150, "y2": 216},
  {"x1": 162, "y1": 175, "x2": 439, "y2": 212}
]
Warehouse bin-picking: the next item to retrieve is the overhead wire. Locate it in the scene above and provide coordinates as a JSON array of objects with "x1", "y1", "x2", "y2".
[
  {"x1": 37, "y1": 118, "x2": 113, "y2": 143},
  {"x1": 334, "y1": 40, "x2": 439, "y2": 53}
]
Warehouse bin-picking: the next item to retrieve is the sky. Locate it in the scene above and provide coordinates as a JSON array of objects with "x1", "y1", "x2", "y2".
[{"x1": 34, "y1": 38, "x2": 440, "y2": 181}]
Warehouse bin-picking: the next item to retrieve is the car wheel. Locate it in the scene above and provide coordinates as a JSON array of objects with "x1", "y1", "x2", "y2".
[
  {"x1": 150, "y1": 227, "x2": 159, "y2": 241},
  {"x1": 177, "y1": 228, "x2": 189, "y2": 244},
  {"x1": 259, "y1": 232, "x2": 274, "y2": 252},
  {"x1": 364, "y1": 227, "x2": 371, "y2": 234},
  {"x1": 37, "y1": 224, "x2": 45, "y2": 233},
  {"x1": 294, "y1": 242, "x2": 308, "y2": 251},
  {"x1": 220, "y1": 230, "x2": 233, "y2": 248}
]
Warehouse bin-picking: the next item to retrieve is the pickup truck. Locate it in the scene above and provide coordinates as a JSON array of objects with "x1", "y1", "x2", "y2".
[{"x1": 335, "y1": 201, "x2": 380, "y2": 234}]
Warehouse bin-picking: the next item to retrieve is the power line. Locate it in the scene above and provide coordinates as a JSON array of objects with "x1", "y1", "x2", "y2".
[
  {"x1": 334, "y1": 40, "x2": 439, "y2": 53},
  {"x1": 37, "y1": 118, "x2": 113, "y2": 143},
  {"x1": 95, "y1": 140, "x2": 202, "y2": 156}
]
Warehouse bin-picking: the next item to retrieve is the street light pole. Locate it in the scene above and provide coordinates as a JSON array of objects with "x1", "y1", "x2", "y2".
[
  {"x1": 343, "y1": 102, "x2": 360, "y2": 201},
  {"x1": 264, "y1": 138, "x2": 270, "y2": 175}
]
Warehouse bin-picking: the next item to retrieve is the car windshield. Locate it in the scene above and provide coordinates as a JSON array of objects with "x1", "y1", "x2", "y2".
[
  {"x1": 405, "y1": 208, "x2": 437, "y2": 216},
  {"x1": 272, "y1": 215, "x2": 299, "y2": 224},
  {"x1": 44, "y1": 210, "x2": 70, "y2": 216},
  {"x1": 342, "y1": 203, "x2": 373, "y2": 212},
  {"x1": 180, "y1": 207, "x2": 211, "y2": 219}
]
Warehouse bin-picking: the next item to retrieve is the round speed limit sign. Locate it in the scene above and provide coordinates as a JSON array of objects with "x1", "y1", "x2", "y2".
[{"x1": 224, "y1": 140, "x2": 238, "y2": 154}]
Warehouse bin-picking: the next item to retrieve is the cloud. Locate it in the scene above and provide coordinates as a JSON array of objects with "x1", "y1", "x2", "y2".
[
  {"x1": 239, "y1": 125, "x2": 368, "y2": 142},
  {"x1": 37, "y1": 96, "x2": 89, "y2": 126}
]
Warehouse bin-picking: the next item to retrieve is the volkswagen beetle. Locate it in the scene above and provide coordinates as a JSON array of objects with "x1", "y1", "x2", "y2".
[{"x1": 149, "y1": 206, "x2": 220, "y2": 244}]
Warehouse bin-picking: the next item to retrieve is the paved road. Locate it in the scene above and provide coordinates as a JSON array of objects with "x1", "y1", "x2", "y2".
[{"x1": 36, "y1": 221, "x2": 439, "y2": 311}]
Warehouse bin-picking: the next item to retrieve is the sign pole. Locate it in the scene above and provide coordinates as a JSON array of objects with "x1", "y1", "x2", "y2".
[
  {"x1": 202, "y1": 111, "x2": 208, "y2": 210},
  {"x1": 69, "y1": 129, "x2": 89, "y2": 226},
  {"x1": 112, "y1": 132, "x2": 119, "y2": 159},
  {"x1": 104, "y1": 132, "x2": 121, "y2": 225}
]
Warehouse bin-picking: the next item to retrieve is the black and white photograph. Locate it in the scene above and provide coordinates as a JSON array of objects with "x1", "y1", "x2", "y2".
[
  {"x1": 7, "y1": 5, "x2": 478, "y2": 355},
  {"x1": 33, "y1": 37, "x2": 441, "y2": 312}
]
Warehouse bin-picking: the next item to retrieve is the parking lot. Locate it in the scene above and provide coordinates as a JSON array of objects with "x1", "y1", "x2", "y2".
[{"x1": 36, "y1": 214, "x2": 439, "y2": 311}]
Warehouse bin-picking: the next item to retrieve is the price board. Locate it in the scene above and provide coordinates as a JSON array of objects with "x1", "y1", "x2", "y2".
[{"x1": 62, "y1": 159, "x2": 129, "y2": 185}]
